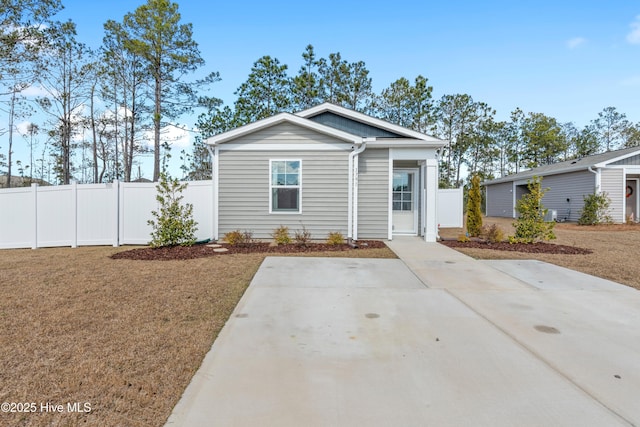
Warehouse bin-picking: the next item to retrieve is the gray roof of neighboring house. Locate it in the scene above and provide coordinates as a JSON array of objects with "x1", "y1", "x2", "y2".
[{"x1": 484, "y1": 146, "x2": 640, "y2": 185}]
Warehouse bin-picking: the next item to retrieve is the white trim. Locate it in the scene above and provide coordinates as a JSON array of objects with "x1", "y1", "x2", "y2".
[
  {"x1": 424, "y1": 159, "x2": 438, "y2": 242},
  {"x1": 217, "y1": 142, "x2": 350, "y2": 151},
  {"x1": 388, "y1": 151, "x2": 394, "y2": 240},
  {"x1": 213, "y1": 146, "x2": 219, "y2": 240},
  {"x1": 626, "y1": 177, "x2": 640, "y2": 222},
  {"x1": 512, "y1": 182, "x2": 517, "y2": 218},
  {"x1": 206, "y1": 112, "x2": 359, "y2": 145},
  {"x1": 351, "y1": 142, "x2": 367, "y2": 240},
  {"x1": 366, "y1": 139, "x2": 445, "y2": 149},
  {"x1": 296, "y1": 102, "x2": 446, "y2": 144},
  {"x1": 392, "y1": 168, "x2": 419, "y2": 236},
  {"x1": 269, "y1": 159, "x2": 302, "y2": 214}
]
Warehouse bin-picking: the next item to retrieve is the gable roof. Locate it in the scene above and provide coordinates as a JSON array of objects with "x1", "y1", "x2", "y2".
[
  {"x1": 206, "y1": 103, "x2": 447, "y2": 148},
  {"x1": 205, "y1": 112, "x2": 361, "y2": 145},
  {"x1": 485, "y1": 146, "x2": 640, "y2": 185},
  {"x1": 297, "y1": 103, "x2": 445, "y2": 143}
]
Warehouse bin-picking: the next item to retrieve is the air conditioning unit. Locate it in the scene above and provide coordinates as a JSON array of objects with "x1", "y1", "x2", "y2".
[{"x1": 544, "y1": 209, "x2": 557, "y2": 222}]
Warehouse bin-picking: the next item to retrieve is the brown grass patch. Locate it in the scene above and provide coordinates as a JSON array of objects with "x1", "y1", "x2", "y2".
[
  {"x1": 0, "y1": 245, "x2": 396, "y2": 426},
  {"x1": 439, "y1": 217, "x2": 640, "y2": 290}
]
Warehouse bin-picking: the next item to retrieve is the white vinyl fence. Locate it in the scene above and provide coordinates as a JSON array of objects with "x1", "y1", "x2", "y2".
[
  {"x1": 1, "y1": 181, "x2": 462, "y2": 249},
  {"x1": 0, "y1": 180, "x2": 213, "y2": 249},
  {"x1": 437, "y1": 188, "x2": 464, "y2": 228}
]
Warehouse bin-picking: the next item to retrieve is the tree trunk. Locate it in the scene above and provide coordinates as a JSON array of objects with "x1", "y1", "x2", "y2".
[
  {"x1": 153, "y1": 75, "x2": 161, "y2": 182},
  {"x1": 7, "y1": 89, "x2": 16, "y2": 188},
  {"x1": 90, "y1": 84, "x2": 98, "y2": 183}
]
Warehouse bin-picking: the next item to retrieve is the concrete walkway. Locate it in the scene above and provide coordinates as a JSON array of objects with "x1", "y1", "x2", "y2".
[{"x1": 166, "y1": 238, "x2": 640, "y2": 426}]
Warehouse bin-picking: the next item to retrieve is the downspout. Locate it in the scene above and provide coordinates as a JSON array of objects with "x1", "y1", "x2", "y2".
[
  {"x1": 348, "y1": 139, "x2": 368, "y2": 243},
  {"x1": 206, "y1": 144, "x2": 218, "y2": 241},
  {"x1": 351, "y1": 138, "x2": 369, "y2": 241},
  {"x1": 588, "y1": 166, "x2": 600, "y2": 192}
]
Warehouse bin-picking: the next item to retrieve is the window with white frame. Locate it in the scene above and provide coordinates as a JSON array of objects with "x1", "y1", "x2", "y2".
[{"x1": 270, "y1": 160, "x2": 301, "y2": 213}]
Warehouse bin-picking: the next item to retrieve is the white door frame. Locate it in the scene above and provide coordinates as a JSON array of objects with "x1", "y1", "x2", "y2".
[{"x1": 392, "y1": 168, "x2": 419, "y2": 235}]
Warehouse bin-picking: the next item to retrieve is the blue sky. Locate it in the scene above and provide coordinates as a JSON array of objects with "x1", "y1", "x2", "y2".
[{"x1": 4, "y1": 0, "x2": 640, "y2": 179}]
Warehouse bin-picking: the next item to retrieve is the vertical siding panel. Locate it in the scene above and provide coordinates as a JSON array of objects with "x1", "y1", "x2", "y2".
[
  {"x1": 357, "y1": 149, "x2": 389, "y2": 239},
  {"x1": 485, "y1": 182, "x2": 514, "y2": 217}
]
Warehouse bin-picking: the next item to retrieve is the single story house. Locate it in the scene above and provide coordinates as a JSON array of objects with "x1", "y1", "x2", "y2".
[
  {"x1": 484, "y1": 146, "x2": 640, "y2": 223},
  {"x1": 205, "y1": 103, "x2": 448, "y2": 242}
]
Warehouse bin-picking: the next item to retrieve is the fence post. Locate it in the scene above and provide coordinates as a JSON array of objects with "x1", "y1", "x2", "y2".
[
  {"x1": 71, "y1": 181, "x2": 78, "y2": 248},
  {"x1": 113, "y1": 179, "x2": 119, "y2": 247},
  {"x1": 31, "y1": 183, "x2": 38, "y2": 249}
]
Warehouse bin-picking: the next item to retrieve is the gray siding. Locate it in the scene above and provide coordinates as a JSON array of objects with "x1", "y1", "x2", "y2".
[
  {"x1": 357, "y1": 149, "x2": 390, "y2": 239},
  {"x1": 601, "y1": 168, "x2": 624, "y2": 222},
  {"x1": 539, "y1": 171, "x2": 595, "y2": 222},
  {"x1": 230, "y1": 122, "x2": 350, "y2": 145},
  {"x1": 485, "y1": 182, "x2": 513, "y2": 217},
  {"x1": 309, "y1": 112, "x2": 402, "y2": 138},
  {"x1": 610, "y1": 154, "x2": 640, "y2": 166},
  {"x1": 218, "y1": 150, "x2": 349, "y2": 239}
]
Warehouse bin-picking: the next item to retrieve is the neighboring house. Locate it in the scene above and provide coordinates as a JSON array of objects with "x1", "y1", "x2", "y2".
[
  {"x1": 484, "y1": 146, "x2": 640, "y2": 223},
  {"x1": 205, "y1": 103, "x2": 447, "y2": 242}
]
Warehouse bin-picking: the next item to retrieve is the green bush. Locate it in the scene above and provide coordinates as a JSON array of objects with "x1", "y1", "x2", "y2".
[
  {"x1": 326, "y1": 231, "x2": 345, "y2": 245},
  {"x1": 509, "y1": 176, "x2": 556, "y2": 244},
  {"x1": 466, "y1": 174, "x2": 483, "y2": 237},
  {"x1": 271, "y1": 225, "x2": 292, "y2": 245},
  {"x1": 578, "y1": 192, "x2": 612, "y2": 225},
  {"x1": 147, "y1": 173, "x2": 198, "y2": 248},
  {"x1": 457, "y1": 234, "x2": 470, "y2": 243}
]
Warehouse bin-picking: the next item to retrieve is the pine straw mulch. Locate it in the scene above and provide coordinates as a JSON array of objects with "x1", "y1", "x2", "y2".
[
  {"x1": 111, "y1": 240, "x2": 388, "y2": 261},
  {"x1": 439, "y1": 239, "x2": 593, "y2": 255}
]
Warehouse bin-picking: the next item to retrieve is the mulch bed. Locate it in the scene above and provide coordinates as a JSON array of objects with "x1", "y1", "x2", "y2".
[
  {"x1": 111, "y1": 240, "x2": 388, "y2": 261},
  {"x1": 440, "y1": 239, "x2": 593, "y2": 255}
]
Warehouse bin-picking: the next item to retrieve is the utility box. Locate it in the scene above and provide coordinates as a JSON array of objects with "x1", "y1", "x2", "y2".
[{"x1": 544, "y1": 209, "x2": 557, "y2": 222}]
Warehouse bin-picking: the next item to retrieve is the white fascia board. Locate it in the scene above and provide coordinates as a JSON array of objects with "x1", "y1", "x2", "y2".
[
  {"x1": 205, "y1": 112, "x2": 359, "y2": 146},
  {"x1": 296, "y1": 103, "x2": 445, "y2": 143},
  {"x1": 218, "y1": 142, "x2": 351, "y2": 151},
  {"x1": 367, "y1": 138, "x2": 445, "y2": 149}
]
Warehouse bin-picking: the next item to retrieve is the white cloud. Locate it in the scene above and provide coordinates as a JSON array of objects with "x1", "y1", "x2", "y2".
[
  {"x1": 21, "y1": 85, "x2": 49, "y2": 98},
  {"x1": 566, "y1": 37, "x2": 586, "y2": 49},
  {"x1": 627, "y1": 15, "x2": 640, "y2": 44},
  {"x1": 16, "y1": 121, "x2": 35, "y2": 135}
]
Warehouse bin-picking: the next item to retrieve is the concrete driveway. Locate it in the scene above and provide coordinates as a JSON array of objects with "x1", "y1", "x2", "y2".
[{"x1": 166, "y1": 238, "x2": 640, "y2": 426}]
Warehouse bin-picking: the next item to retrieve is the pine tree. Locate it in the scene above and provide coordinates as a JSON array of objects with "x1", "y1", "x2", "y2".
[{"x1": 466, "y1": 174, "x2": 483, "y2": 237}]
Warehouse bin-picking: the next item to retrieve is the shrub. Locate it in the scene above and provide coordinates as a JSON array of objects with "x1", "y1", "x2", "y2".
[
  {"x1": 466, "y1": 174, "x2": 483, "y2": 237},
  {"x1": 457, "y1": 234, "x2": 470, "y2": 242},
  {"x1": 147, "y1": 173, "x2": 198, "y2": 248},
  {"x1": 224, "y1": 230, "x2": 255, "y2": 246},
  {"x1": 510, "y1": 176, "x2": 556, "y2": 244},
  {"x1": 482, "y1": 224, "x2": 505, "y2": 243},
  {"x1": 294, "y1": 225, "x2": 312, "y2": 246},
  {"x1": 578, "y1": 192, "x2": 612, "y2": 225},
  {"x1": 271, "y1": 225, "x2": 292, "y2": 245},
  {"x1": 326, "y1": 231, "x2": 345, "y2": 245}
]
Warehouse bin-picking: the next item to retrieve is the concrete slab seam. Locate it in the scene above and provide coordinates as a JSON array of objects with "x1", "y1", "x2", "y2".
[{"x1": 443, "y1": 288, "x2": 635, "y2": 426}]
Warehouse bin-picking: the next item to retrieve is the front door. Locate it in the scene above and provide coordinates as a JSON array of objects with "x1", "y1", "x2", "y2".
[
  {"x1": 626, "y1": 179, "x2": 638, "y2": 222},
  {"x1": 393, "y1": 169, "x2": 418, "y2": 234}
]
